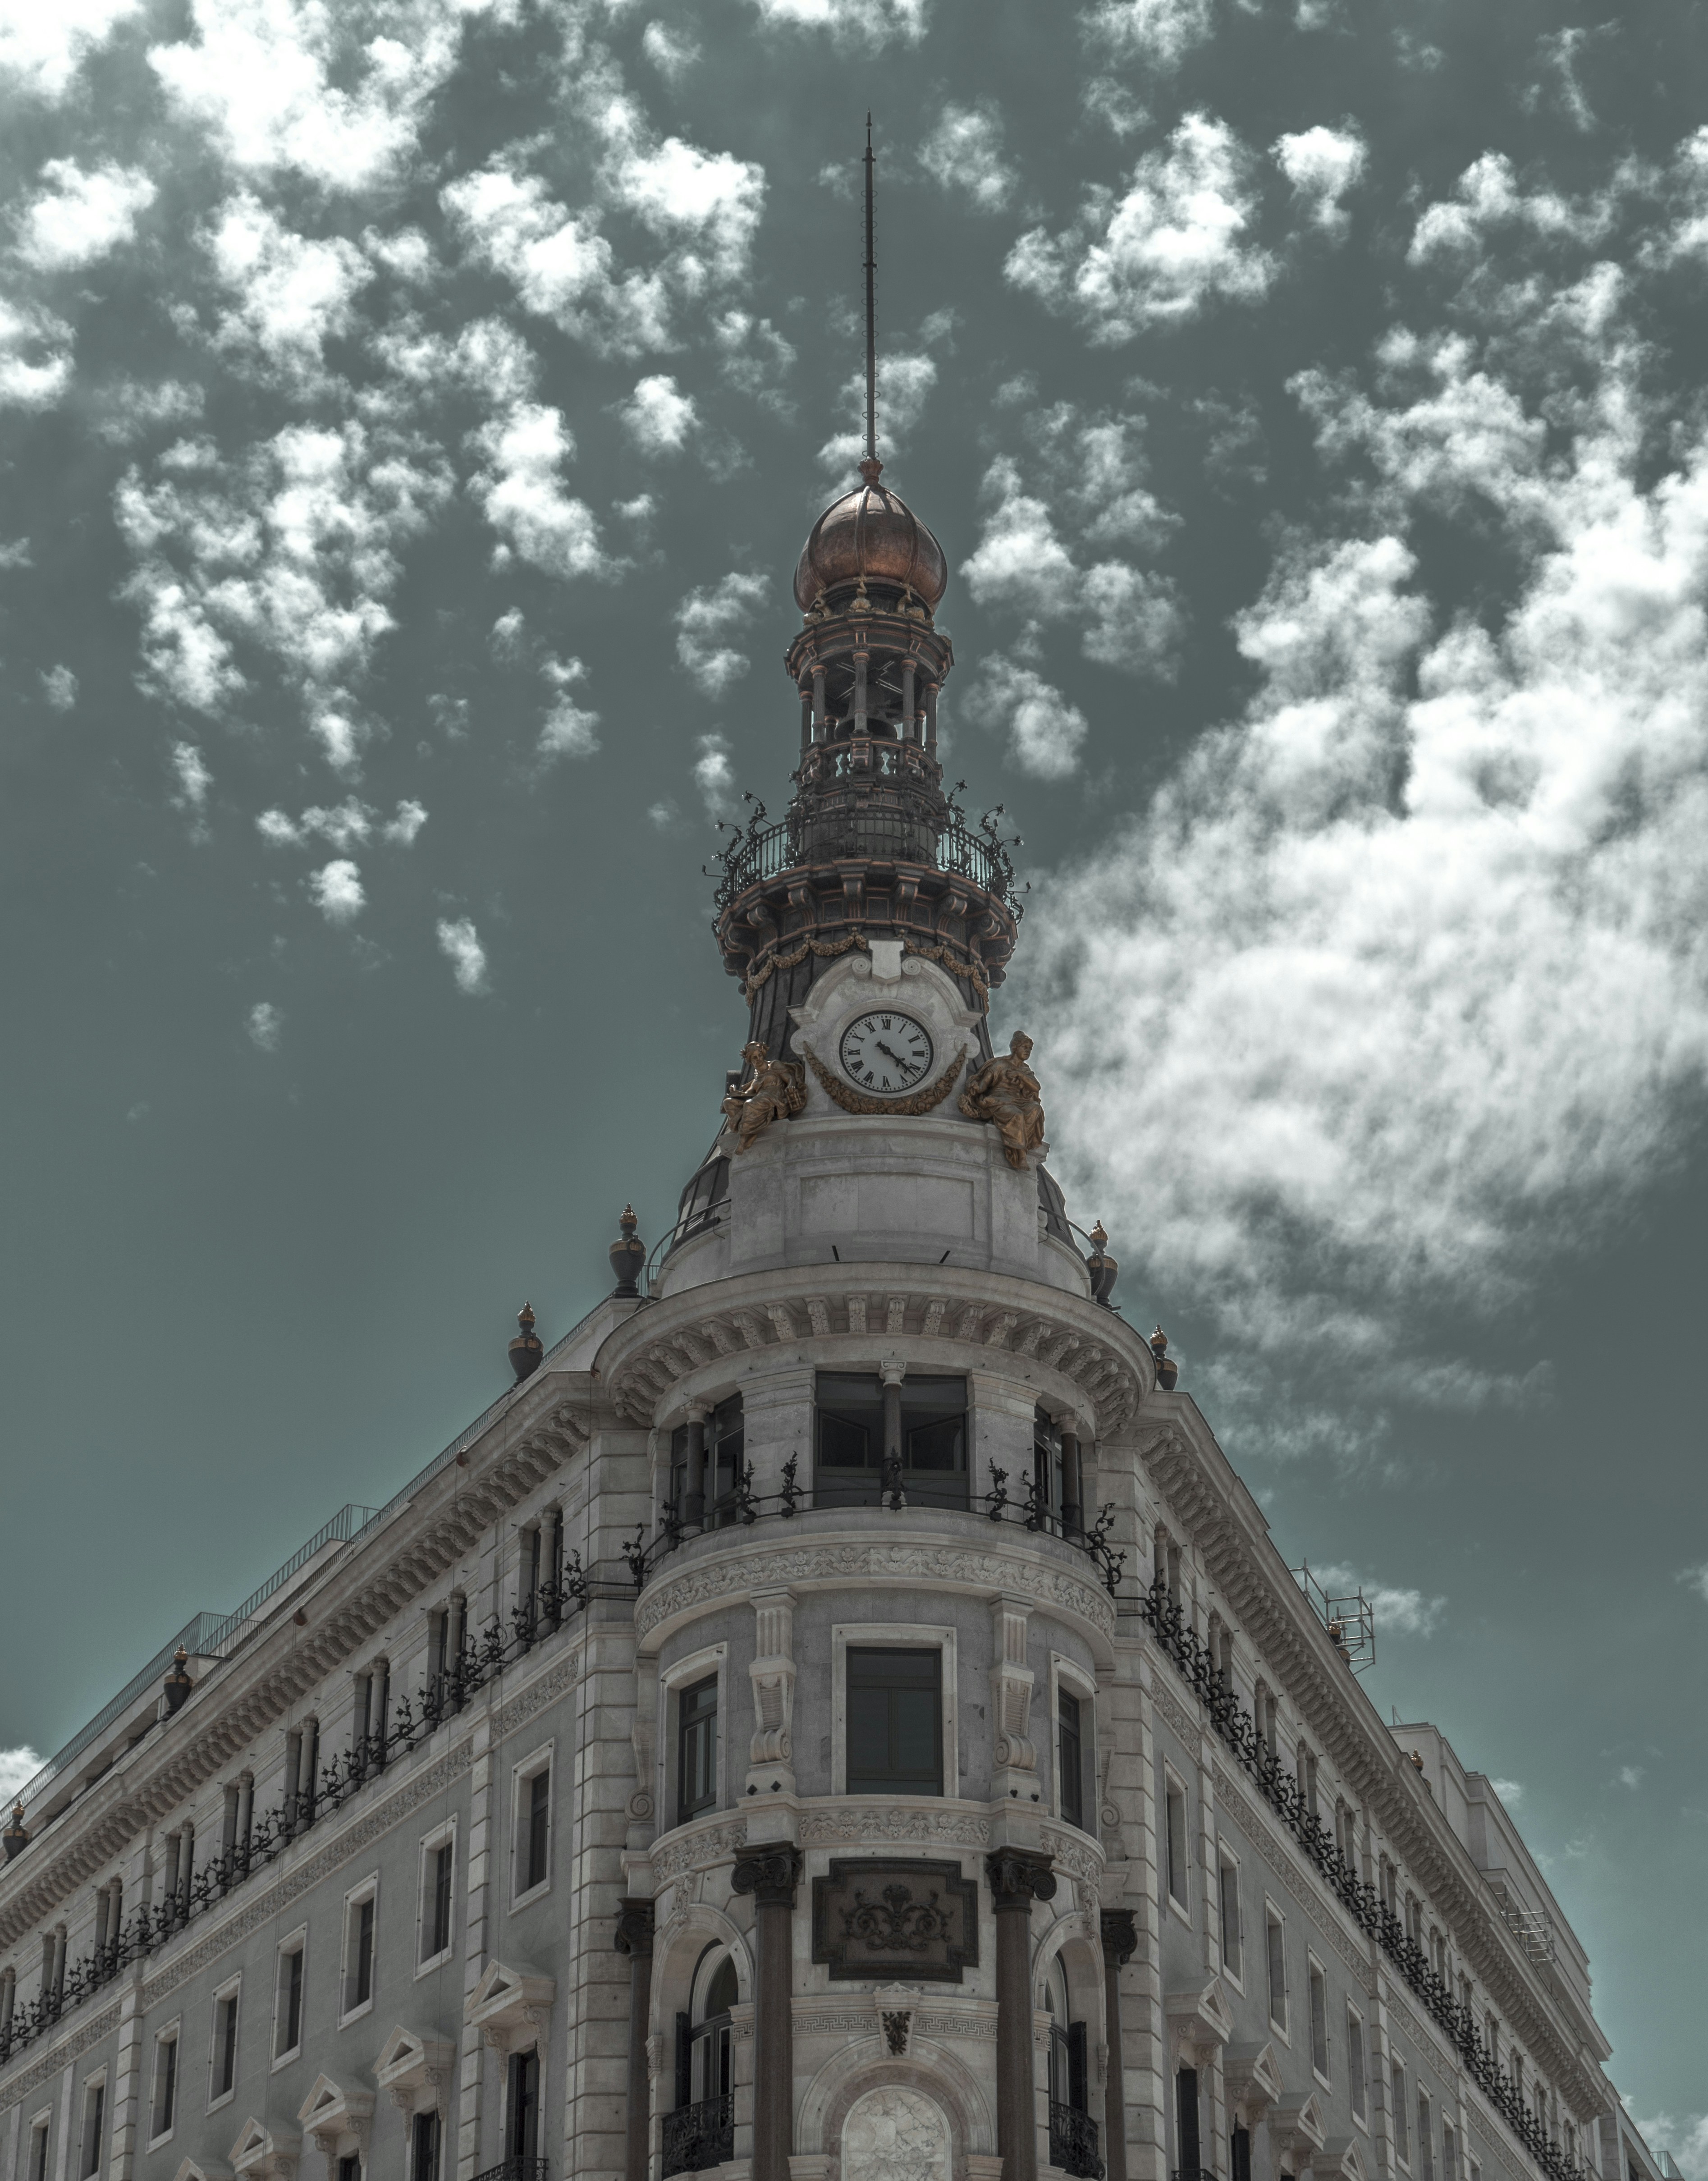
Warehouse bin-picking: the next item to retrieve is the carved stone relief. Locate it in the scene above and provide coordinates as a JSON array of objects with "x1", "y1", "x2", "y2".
[{"x1": 841, "y1": 2086, "x2": 952, "y2": 2181}]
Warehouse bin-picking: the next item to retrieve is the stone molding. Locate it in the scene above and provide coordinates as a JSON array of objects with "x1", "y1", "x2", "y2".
[
  {"x1": 650, "y1": 1818, "x2": 750, "y2": 1883},
  {"x1": 604, "y1": 1274, "x2": 1146, "y2": 1435},
  {"x1": 0, "y1": 1998, "x2": 123, "y2": 2112},
  {"x1": 798, "y1": 1808, "x2": 991, "y2": 1853},
  {"x1": 636, "y1": 1531, "x2": 1116, "y2": 1651}
]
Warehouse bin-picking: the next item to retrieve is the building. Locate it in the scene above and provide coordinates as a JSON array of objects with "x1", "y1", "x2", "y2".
[{"x1": 0, "y1": 427, "x2": 1670, "y2": 2181}]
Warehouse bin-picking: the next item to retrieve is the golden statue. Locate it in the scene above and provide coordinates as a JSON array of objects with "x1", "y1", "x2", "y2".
[
  {"x1": 722, "y1": 1039, "x2": 806, "y2": 1153},
  {"x1": 959, "y1": 1031, "x2": 1045, "y2": 1170}
]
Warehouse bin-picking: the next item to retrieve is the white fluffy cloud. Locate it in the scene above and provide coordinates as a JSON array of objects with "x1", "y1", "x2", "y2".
[
  {"x1": 538, "y1": 655, "x2": 600, "y2": 759},
  {"x1": 918, "y1": 103, "x2": 1014, "y2": 212},
  {"x1": 170, "y1": 741, "x2": 212, "y2": 812},
  {"x1": 41, "y1": 665, "x2": 77, "y2": 711},
  {"x1": 1407, "y1": 151, "x2": 1614, "y2": 262},
  {"x1": 436, "y1": 916, "x2": 488, "y2": 994},
  {"x1": 1679, "y1": 1562, "x2": 1708, "y2": 1604},
  {"x1": 0, "y1": 298, "x2": 72, "y2": 409},
  {"x1": 1018, "y1": 329, "x2": 1708, "y2": 1423},
  {"x1": 256, "y1": 797, "x2": 426, "y2": 848},
  {"x1": 693, "y1": 731, "x2": 738, "y2": 818},
  {"x1": 203, "y1": 193, "x2": 371, "y2": 379},
  {"x1": 246, "y1": 1000, "x2": 283, "y2": 1050},
  {"x1": 0, "y1": 1746, "x2": 41, "y2": 1799},
  {"x1": 309, "y1": 858, "x2": 364, "y2": 921},
  {"x1": 817, "y1": 352, "x2": 937, "y2": 480},
  {"x1": 620, "y1": 373, "x2": 697, "y2": 455},
  {"x1": 15, "y1": 159, "x2": 155, "y2": 269},
  {"x1": 675, "y1": 571, "x2": 767, "y2": 696},
  {"x1": 1312, "y1": 1562, "x2": 1445, "y2": 1637},
  {"x1": 975, "y1": 655, "x2": 1089, "y2": 779},
  {"x1": 641, "y1": 21, "x2": 699, "y2": 78},
  {"x1": 744, "y1": 0, "x2": 925, "y2": 41},
  {"x1": 1083, "y1": 0, "x2": 1211, "y2": 68},
  {"x1": 472, "y1": 405, "x2": 612, "y2": 581},
  {"x1": 1007, "y1": 112, "x2": 1273, "y2": 339},
  {"x1": 443, "y1": 166, "x2": 669, "y2": 357},
  {"x1": 0, "y1": 0, "x2": 136, "y2": 99},
  {"x1": 608, "y1": 136, "x2": 765, "y2": 280},
  {"x1": 962, "y1": 458, "x2": 1079, "y2": 620},
  {"x1": 1274, "y1": 125, "x2": 1367, "y2": 237}
]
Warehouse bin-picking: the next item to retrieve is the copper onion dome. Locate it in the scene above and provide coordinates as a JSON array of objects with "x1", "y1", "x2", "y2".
[{"x1": 793, "y1": 456, "x2": 948, "y2": 613}]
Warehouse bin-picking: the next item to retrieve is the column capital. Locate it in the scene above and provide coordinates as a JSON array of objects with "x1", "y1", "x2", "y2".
[
  {"x1": 614, "y1": 1897, "x2": 655, "y2": 1957},
  {"x1": 1100, "y1": 1908, "x2": 1138, "y2": 1963},
  {"x1": 732, "y1": 1846, "x2": 804, "y2": 1907},
  {"x1": 985, "y1": 1847, "x2": 1056, "y2": 1908}
]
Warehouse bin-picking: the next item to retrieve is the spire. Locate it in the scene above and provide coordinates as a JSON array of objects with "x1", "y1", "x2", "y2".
[{"x1": 862, "y1": 114, "x2": 878, "y2": 477}]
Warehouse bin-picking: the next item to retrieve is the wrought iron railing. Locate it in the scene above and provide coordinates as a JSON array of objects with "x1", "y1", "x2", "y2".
[
  {"x1": 472, "y1": 2160, "x2": 549, "y2": 2181},
  {"x1": 0, "y1": 1563, "x2": 609, "y2": 2069},
  {"x1": 623, "y1": 1461, "x2": 1126, "y2": 1597},
  {"x1": 662, "y1": 2095, "x2": 734, "y2": 2177},
  {"x1": 1049, "y1": 2102, "x2": 1104, "y2": 2179},
  {"x1": 706, "y1": 792, "x2": 1025, "y2": 921},
  {"x1": 1120, "y1": 1577, "x2": 1589, "y2": 2181}
]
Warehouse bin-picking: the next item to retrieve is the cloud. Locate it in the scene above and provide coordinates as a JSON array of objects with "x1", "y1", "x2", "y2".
[
  {"x1": 693, "y1": 731, "x2": 738, "y2": 818},
  {"x1": 309, "y1": 858, "x2": 364, "y2": 922},
  {"x1": 92, "y1": 378, "x2": 205, "y2": 445},
  {"x1": 1083, "y1": 0, "x2": 1212, "y2": 68},
  {"x1": 202, "y1": 192, "x2": 371, "y2": 380},
  {"x1": 170, "y1": 742, "x2": 211, "y2": 812},
  {"x1": 744, "y1": 0, "x2": 926, "y2": 43},
  {"x1": 1679, "y1": 1562, "x2": 1708, "y2": 1604},
  {"x1": 1007, "y1": 112, "x2": 1273, "y2": 339},
  {"x1": 641, "y1": 21, "x2": 700, "y2": 78},
  {"x1": 1274, "y1": 125, "x2": 1367, "y2": 238},
  {"x1": 443, "y1": 165, "x2": 669, "y2": 357},
  {"x1": 538, "y1": 655, "x2": 601, "y2": 759},
  {"x1": 1489, "y1": 1778, "x2": 1524, "y2": 1805},
  {"x1": 41, "y1": 665, "x2": 77, "y2": 711},
  {"x1": 0, "y1": 1746, "x2": 41, "y2": 1800},
  {"x1": 491, "y1": 608, "x2": 526, "y2": 660},
  {"x1": 472, "y1": 404, "x2": 612, "y2": 580},
  {"x1": 0, "y1": 0, "x2": 136, "y2": 100},
  {"x1": 608, "y1": 136, "x2": 765, "y2": 281},
  {"x1": 15, "y1": 159, "x2": 156, "y2": 270},
  {"x1": 1615, "y1": 1764, "x2": 1644, "y2": 1789},
  {"x1": 257, "y1": 797, "x2": 425, "y2": 848},
  {"x1": 976, "y1": 655, "x2": 1090, "y2": 779},
  {"x1": 817, "y1": 351, "x2": 937, "y2": 480},
  {"x1": 918, "y1": 103, "x2": 1015, "y2": 212},
  {"x1": 675, "y1": 572, "x2": 767, "y2": 696},
  {"x1": 962, "y1": 458, "x2": 1079, "y2": 620},
  {"x1": 1407, "y1": 152, "x2": 1614, "y2": 263},
  {"x1": 620, "y1": 373, "x2": 697, "y2": 455},
  {"x1": 1633, "y1": 2115, "x2": 1708, "y2": 2181},
  {"x1": 436, "y1": 916, "x2": 488, "y2": 994},
  {"x1": 384, "y1": 799, "x2": 426, "y2": 844},
  {"x1": 246, "y1": 1000, "x2": 283, "y2": 1050},
  {"x1": 0, "y1": 298, "x2": 73, "y2": 409},
  {"x1": 1081, "y1": 559, "x2": 1183, "y2": 676},
  {"x1": 1313, "y1": 1562, "x2": 1445, "y2": 1636}
]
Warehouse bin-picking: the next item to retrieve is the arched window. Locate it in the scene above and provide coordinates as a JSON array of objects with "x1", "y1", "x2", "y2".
[
  {"x1": 1043, "y1": 1956, "x2": 1099, "y2": 2174},
  {"x1": 665, "y1": 1950, "x2": 738, "y2": 2176}
]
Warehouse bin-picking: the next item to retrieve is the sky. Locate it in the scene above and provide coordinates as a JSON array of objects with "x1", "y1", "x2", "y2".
[{"x1": 1, "y1": 0, "x2": 1706, "y2": 2149}]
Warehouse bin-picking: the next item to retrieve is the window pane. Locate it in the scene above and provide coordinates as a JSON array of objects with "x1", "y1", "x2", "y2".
[
  {"x1": 846, "y1": 1650, "x2": 941, "y2": 1792},
  {"x1": 818, "y1": 1414, "x2": 873, "y2": 1468},
  {"x1": 906, "y1": 1416, "x2": 963, "y2": 1471}
]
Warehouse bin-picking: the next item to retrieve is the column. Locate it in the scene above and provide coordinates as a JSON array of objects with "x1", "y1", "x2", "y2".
[
  {"x1": 684, "y1": 1402, "x2": 708, "y2": 1531},
  {"x1": 925, "y1": 683, "x2": 938, "y2": 752},
  {"x1": 614, "y1": 1901, "x2": 655, "y2": 2181},
  {"x1": 986, "y1": 1848, "x2": 1057, "y2": 2181},
  {"x1": 812, "y1": 666, "x2": 826, "y2": 738},
  {"x1": 1060, "y1": 1418, "x2": 1083, "y2": 1537},
  {"x1": 1102, "y1": 1911, "x2": 1138, "y2": 2181},
  {"x1": 854, "y1": 650, "x2": 868, "y2": 732},
  {"x1": 731, "y1": 1848, "x2": 803, "y2": 2181},
  {"x1": 880, "y1": 1359, "x2": 904, "y2": 1506},
  {"x1": 902, "y1": 659, "x2": 916, "y2": 737}
]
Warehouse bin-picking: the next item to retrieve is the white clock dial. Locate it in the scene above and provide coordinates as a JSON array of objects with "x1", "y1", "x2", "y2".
[{"x1": 838, "y1": 1009, "x2": 935, "y2": 1095}]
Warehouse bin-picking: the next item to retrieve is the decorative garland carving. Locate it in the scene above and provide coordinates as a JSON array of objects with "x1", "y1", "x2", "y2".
[
  {"x1": 902, "y1": 941, "x2": 990, "y2": 1005},
  {"x1": 801, "y1": 1043, "x2": 968, "y2": 1118},
  {"x1": 742, "y1": 931, "x2": 868, "y2": 997},
  {"x1": 650, "y1": 1820, "x2": 750, "y2": 1883}
]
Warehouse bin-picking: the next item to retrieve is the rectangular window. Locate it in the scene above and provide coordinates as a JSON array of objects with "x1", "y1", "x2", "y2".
[
  {"x1": 274, "y1": 1942, "x2": 304, "y2": 2059},
  {"x1": 421, "y1": 1838, "x2": 455, "y2": 1963},
  {"x1": 669, "y1": 1395, "x2": 746, "y2": 1527},
  {"x1": 846, "y1": 1648, "x2": 942, "y2": 1794},
  {"x1": 522, "y1": 1765, "x2": 551, "y2": 1893},
  {"x1": 151, "y1": 2033, "x2": 178, "y2": 2140},
  {"x1": 1443, "y1": 2123, "x2": 1458, "y2": 2181},
  {"x1": 343, "y1": 1892, "x2": 375, "y2": 2015},
  {"x1": 678, "y1": 1675, "x2": 719, "y2": 1821},
  {"x1": 1420, "y1": 2093, "x2": 1434, "y2": 2181},
  {"x1": 815, "y1": 1373, "x2": 969, "y2": 1511},
  {"x1": 1348, "y1": 2011, "x2": 1367, "y2": 2122},
  {"x1": 507, "y1": 2048, "x2": 540, "y2": 2164},
  {"x1": 1309, "y1": 1961, "x2": 1329, "y2": 2080},
  {"x1": 80, "y1": 2083, "x2": 104, "y2": 2180},
  {"x1": 1392, "y1": 2063, "x2": 1410, "y2": 2165},
  {"x1": 1266, "y1": 1913, "x2": 1287, "y2": 2032},
  {"x1": 411, "y1": 2111, "x2": 440, "y2": 2181},
  {"x1": 1218, "y1": 1856, "x2": 1241, "y2": 1979},
  {"x1": 1165, "y1": 1780, "x2": 1189, "y2": 1907},
  {"x1": 338, "y1": 2160, "x2": 362, "y2": 2181},
  {"x1": 1058, "y1": 1691, "x2": 1084, "y2": 1829},
  {"x1": 28, "y1": 2119, "x2": 48, "y2": 2181},
  {"x1": 213, "y1": 1987, "x2": 239, "y2": 2100}
]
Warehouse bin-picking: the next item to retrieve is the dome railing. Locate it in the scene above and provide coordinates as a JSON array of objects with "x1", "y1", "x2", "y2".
[{"x1": 709, "y1": 809, "x2": 1022, "y2": 920}]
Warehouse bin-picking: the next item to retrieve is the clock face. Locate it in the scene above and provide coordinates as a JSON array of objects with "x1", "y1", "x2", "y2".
[{"x1": 838, "y1": 1009, "x2": 935, "y2": 1095}]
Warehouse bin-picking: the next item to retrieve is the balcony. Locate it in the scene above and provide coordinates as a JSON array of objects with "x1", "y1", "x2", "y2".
[
  {"x1": 472, "y1": 2162, "x2": 549, "y2": 2181},
  {"x1": 662, "y1": 2095, "x2": 734, "y2": 2177},
  {"x1": 1050, "y1": 2102, "x2": 1103, "y2": 2180}
]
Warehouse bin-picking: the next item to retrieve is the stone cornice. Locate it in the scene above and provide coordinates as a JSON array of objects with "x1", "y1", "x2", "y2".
[
  {"x1": 598, "y1": 1265, "x2": 1153, "y2": 1437},
  {"x1": 0, "y1": 1382, "x2": 598, "y2": 1949},
  {"x1": 1134, "y1": 1403, "x2": 1610, "y2": 2119}
]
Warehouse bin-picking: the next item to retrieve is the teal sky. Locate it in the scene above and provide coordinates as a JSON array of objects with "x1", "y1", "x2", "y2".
[{"x1": 2, "y1": 0, "x2": 1706, "y2": 2151}]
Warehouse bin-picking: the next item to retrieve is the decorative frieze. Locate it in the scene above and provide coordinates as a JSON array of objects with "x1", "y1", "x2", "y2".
[{"x1": 809, "y1": 1859, "x2": 980, "y2": 1984}]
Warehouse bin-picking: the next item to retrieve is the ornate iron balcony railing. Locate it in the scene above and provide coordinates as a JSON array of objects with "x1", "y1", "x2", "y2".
[
  {"x1": 472, "y1": 2160, "x2": 549, "y2": 2181},
  {"x1": 1120, "y1": 1576, "x2": 1590, "y2": 2181},
  {"x1": 662, "y1": 2094, "x2": 734, "y2": 2177},
  {"x1": 1049, "y1": 2101, "x2": 1104, "y2": 2179},
  {"x1": 707, "y1": 797, "x2": 1023, "y2": 921}
]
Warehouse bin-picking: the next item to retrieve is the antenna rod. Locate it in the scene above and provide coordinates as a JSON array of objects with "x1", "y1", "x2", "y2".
[{"x1": 863, "y1": 114, "x2": 876, "y2": 467}]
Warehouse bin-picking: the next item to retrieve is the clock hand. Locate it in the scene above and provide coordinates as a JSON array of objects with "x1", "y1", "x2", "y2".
[{"x1": 875, "y1": 1039, "x2": 914, "y2": 1066}]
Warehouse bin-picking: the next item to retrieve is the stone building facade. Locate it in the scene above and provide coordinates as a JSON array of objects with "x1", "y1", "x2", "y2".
[{"x1": 0, "y1": 454, "x2": 1669, "y2": 2181}]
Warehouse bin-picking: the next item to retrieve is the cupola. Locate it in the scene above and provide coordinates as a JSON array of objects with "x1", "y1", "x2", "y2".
[{"x1": 793, "y1": 456, "x2": 948, "y2": 614}]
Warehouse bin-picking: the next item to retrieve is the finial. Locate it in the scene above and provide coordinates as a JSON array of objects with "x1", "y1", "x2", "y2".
[
  {"x1": 1085, "y1": 1218, "x2": 1118, "y2": 1307},
  {"x1": 1149, "y1": 1325, "x2": 1179, "y2": 1391},
  {"x1": 162, "y1": 1643, "x2": 193, "y2": 1716},
  {"x1": 2, "y1": 1801, "x2": 26, "y2": 1861},
  {"x1": 609, "y1": 1205, "x2": 646, "y2": 1299},
  {"x1": 863, "y1": 112, "x2": 877, "y2": 471},
  {"x1": 508, "y1": 1300, "x2": 544, "y2": 1384},
  {"x1": 1411, "y1": 1749, "x2": 1425, "y2": 1771}
]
